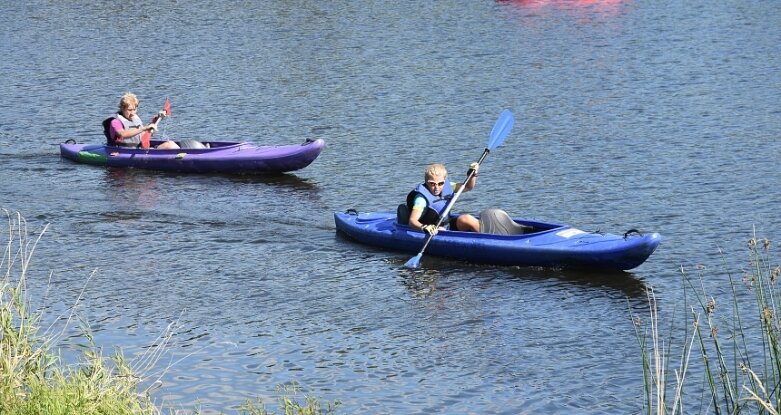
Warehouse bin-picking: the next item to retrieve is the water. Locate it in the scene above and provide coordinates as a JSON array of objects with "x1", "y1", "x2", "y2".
[{"x1": 1, "y1": 0, "x2": 780, "y2": 413}]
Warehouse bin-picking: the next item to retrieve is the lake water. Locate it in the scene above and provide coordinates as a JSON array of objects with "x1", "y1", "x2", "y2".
[{"x1": 1, "y1": 0, "x2": 780, "y2": 413}]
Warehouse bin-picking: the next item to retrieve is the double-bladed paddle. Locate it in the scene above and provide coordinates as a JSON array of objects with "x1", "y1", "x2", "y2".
[
  {"x1": 140, "y1": 97, "x2": 172, "y2": 149},
  {"x1": 404, "y1": 109, "x2": 515, "y2": 269}
]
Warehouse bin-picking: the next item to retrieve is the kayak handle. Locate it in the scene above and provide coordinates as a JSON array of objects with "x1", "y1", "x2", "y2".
[{"x1": 624, "y1": 228, "x2": 643, "y2": 239}]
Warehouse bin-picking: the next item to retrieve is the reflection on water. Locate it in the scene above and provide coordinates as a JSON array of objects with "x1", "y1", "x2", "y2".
[
  {"x1": 214, "y1": 172, "x2": 322, "y2": 192},
  {"x1": 103, "y1": 168, "x2": 161, "y2": 210},
  {"x1": 507, "y1": 266, "x2": 650, "y2": 301},
  {"x1": 398, "y1": 257, "x2": 648, "y2": 301},
  {"x1": 103, "y1": 166, "x2": 321, "y2": 191},
  {"x1": 398, "y1": 268, "x2": 443, "y2": 299},
  {"x1": 500, "y1": 0, "x2": 627, "y2": 15}
]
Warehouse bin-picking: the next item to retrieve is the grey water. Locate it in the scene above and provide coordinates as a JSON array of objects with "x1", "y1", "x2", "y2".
[{"x1": 1, "y1": 0, "x2": 779, "y2": 413}]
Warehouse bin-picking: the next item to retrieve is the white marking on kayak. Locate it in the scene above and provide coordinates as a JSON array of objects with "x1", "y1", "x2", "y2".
[{"x1": 556, "y1": 228, "x2": 586, "y2": 238}]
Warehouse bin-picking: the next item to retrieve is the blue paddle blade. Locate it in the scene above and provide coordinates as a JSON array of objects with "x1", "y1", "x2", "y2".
[
  {"x1": 404, "y1": 253, "x2": 423, "y2": 269},
  {"x1": 487, "y1": 109, "x2": 514, "y2": 150}
]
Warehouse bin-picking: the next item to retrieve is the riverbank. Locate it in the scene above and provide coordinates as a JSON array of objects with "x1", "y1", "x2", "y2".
[
  {"x1": 635, "y1": 230, "x2": 781, "y2": 414},
  {"x1": 1, "y1": 211, "x2": 337, "y2": 415},
  {"x1": 5, "y1": 209, "x2": 781, "y2": 413}
]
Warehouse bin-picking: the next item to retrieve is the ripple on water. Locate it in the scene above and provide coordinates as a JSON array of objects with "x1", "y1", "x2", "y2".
[{"x1": 2, "y1": 1, "x2": 780, "y2": 413}]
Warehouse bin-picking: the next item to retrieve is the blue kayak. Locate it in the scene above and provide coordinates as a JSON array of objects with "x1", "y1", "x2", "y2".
[{"x1": 334, "y1": 209, "x2": 661, "y2": 271}]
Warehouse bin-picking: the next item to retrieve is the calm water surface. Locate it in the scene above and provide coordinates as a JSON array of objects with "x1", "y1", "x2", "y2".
[{"x1": 1, "y1": 0, "x2": 780, "y2": 413}]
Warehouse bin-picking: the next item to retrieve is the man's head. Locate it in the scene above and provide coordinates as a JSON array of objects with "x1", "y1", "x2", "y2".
[{"x1": 424, "y1": 163, "x2": 448, "y2": 196}]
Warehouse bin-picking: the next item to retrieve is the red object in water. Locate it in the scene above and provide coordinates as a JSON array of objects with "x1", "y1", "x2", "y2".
[{"x1": 500, "y1": 0, "x2": 626, "y2": 16}]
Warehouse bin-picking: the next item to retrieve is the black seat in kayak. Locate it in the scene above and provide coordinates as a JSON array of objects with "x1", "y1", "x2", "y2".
[
  {"x1": 102, "y1": 117, "x2": 114, "y2": 145},
  {"x1": 397, "y1": 204, "x2": 410, "y2": 225},
  {"x1": 479, "y1": 208, "x2": 534, "y2": 235}
]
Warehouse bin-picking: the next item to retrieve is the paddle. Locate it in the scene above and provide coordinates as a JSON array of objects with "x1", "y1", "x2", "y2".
[
  {"x1": 404, "y1": 109, "x2": 515, "y2": 269},
  {"x1": 140, "y1": 97, "x2": 172, "y2": 149}
]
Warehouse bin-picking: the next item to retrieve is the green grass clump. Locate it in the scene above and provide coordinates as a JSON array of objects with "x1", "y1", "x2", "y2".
[
  {"x1": 237, "y1": 383, "x2": 340, "y2": 415},
  {"x1": 635, "y1": 228, "x2": 781, "y2": 414},
  {"x1": 1, "y1": 210, "x2": 339, "y2": 415},
  {"x1": 1, "y1": 210, "x2": 160, "y2": 414}
]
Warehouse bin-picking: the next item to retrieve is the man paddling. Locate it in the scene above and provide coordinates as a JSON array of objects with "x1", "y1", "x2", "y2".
[{"x1": 405, "y1": 162, "x2": 481, "y2": 235}]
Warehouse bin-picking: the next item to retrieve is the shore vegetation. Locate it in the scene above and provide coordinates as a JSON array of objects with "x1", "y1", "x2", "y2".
[
  {"x1": 1, "y1": 210, "x2": 337, "y2": 415},
  {"x1": 635, "y1": 229, "x2": 781, "y2": 414}
]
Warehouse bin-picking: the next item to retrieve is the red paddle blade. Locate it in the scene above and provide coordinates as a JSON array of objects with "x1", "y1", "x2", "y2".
[
  {"x1": 140, "y1": 98, "x2": 169, "y2": 149},
  {"x1": 140, "y1": 131, "x2": 151, "y2": 149}
]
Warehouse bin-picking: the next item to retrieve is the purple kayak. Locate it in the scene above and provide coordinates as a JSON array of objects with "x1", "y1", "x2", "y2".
[{"x1": 59, "y1": 138, "x2": 325, "y2": 174}]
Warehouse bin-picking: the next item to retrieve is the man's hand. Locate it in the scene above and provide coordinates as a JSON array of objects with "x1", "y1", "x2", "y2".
[{"x1": 421, "y1": 224, "x2": 439, "y2": 235}]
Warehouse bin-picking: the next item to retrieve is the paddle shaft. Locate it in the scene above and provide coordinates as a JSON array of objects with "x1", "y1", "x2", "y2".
[
  {"x1": 413, "y1": 148, "x2": 490, "y2": 256},
  {"x1": 140, "y1": 99, "x2": 171, "y2": 149},
  {"x1": 150, "y1": 98, "x2": 171, "y2": 129}
]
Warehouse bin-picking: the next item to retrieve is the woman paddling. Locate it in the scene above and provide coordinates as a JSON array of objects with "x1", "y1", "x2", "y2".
[{"x1": 105, "y1": 92, "x2": 179, "y2": 150}]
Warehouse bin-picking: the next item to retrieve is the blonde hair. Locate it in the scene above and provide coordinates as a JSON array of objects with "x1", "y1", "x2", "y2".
[
  {"x1": 424, "y1": 163, "x2": 447, "y2": 180},
  {"x1": 118, "y1": 92, "x2": 139, "y2": 111}
]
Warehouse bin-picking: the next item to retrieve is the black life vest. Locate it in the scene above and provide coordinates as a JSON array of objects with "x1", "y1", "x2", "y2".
[{"x1": 405, "y1": 181, "x2": 455, "y2": 225}]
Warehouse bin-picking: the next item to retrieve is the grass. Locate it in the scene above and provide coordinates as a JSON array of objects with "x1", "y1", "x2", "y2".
[
  {"x1": 1, "y1": 210, "x2": 160, "y2": 414},
  {"x1": 1, "y1": 210, "x2": 338, "y2": 415},
  {"x1": 635, "y1": 228, "x2": 781, "y2": 414}
]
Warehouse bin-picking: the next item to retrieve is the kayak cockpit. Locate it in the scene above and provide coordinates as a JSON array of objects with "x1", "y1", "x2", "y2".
[{"x1": 395, "y1": 204, "x2": 562, "y2": 236}]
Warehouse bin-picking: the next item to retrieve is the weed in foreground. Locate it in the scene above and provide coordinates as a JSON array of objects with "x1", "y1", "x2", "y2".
[
  {"x1": 1, "y1": 210, "x2": 338, "y2": 415},
  {"x1": 1, "y1": 210, "x2": 160, "y2": 414},
  {"x1": 634, "y1": 229, "x2": 781, "y2": 414}
]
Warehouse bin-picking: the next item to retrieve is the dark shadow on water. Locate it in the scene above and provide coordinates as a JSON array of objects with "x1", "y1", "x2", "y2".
[
  {"x1": 507, "y1": 266, "x2": 649, "y2": 299},
  {"x1": 399, "y1": 260, "x2": 648, "y2": 300},
  {"x1": 333, "y1": 231, "x2": 650, "y2": 300},
  {"x1": 96, "y1": 168, "x2": 322, "y2": 218},
  {"x1": 102, "y1": 167, "x2": 320, "y2": 191}
]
